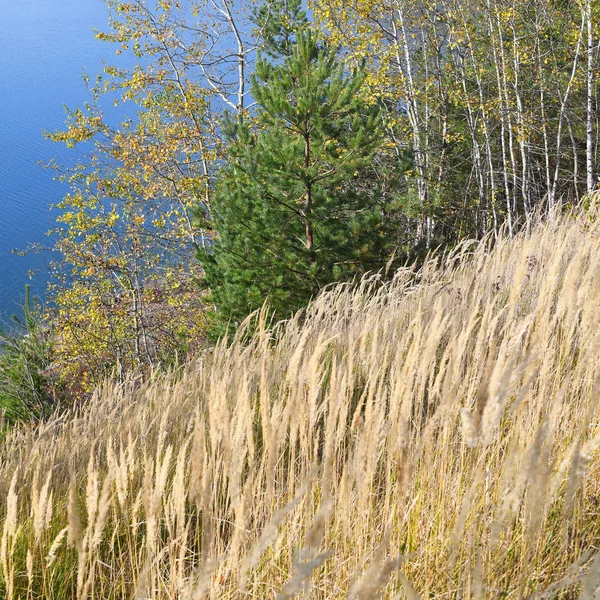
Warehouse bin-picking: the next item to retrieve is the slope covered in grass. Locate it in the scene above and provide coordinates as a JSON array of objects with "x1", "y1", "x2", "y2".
[{"x1": 2, "y1": 213, "x2": 600, "y2": 598}]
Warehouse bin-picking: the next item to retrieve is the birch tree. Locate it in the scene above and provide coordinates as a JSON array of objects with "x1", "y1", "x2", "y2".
[{"x1": 47, "y1": 0, "x2": 262, "y2": 392}]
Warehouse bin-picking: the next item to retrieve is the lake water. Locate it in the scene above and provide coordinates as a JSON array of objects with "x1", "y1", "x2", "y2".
[{"x1": 0, "y1": 0, "x2": 112, "y2": 322}]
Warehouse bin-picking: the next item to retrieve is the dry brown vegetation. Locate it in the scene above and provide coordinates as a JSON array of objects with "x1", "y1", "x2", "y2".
[{"x1": 2, "y1": 212, "x2": 600, "y2": 598}]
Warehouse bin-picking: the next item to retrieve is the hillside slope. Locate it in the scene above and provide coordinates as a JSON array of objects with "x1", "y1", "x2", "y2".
[{"x1": 2, "y1": 213, "x2": 600, "y2": 598}]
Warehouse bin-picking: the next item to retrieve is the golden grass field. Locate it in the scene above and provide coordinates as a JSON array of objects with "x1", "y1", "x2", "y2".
[{"x1": 2, "y1": 212, "x2": 600, "y2": 598}]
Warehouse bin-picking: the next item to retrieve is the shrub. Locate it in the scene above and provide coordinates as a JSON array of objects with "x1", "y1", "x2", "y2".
[{"x1": 0, "y1": 286, "x2": 60, "y2": 423}]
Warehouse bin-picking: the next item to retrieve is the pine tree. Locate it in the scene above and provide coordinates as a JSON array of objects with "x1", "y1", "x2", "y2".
[
  {"x1": 198, "y1": 31, "x2": 389, "y2": 329},
  {"x1": 251, "y1": 0, "x2": 308, "y2": 58}
]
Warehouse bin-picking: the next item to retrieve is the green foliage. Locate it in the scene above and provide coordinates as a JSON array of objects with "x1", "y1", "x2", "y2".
[
  {"x1": 0, "y1": 286, "x2": 60, "y2": 423},
  {"x1": 198, "y1": 31, "x2": 392, "y2": 331},
  {"x1": 251, "y1": 0, "x2": 309, "y2": 58}
]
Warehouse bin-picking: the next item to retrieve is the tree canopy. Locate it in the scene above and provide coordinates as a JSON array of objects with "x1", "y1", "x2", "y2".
[{"x1": 34, "y1": 0, "x2": 598, "y2": 392}]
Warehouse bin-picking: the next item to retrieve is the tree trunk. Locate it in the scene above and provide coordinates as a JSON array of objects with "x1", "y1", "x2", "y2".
[{"x1": 586, "y1": 0, "x2": 595, "y2": 193}]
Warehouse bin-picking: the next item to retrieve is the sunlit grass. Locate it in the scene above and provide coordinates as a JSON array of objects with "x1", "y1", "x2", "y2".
[{"x1": 2, "y1": 210, "x2": 600, "y2": 598}]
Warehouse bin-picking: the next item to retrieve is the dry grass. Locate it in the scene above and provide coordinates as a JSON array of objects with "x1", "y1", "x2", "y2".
[{"x1": 2, "y1": 212, "x2": 600, "y2": 598}]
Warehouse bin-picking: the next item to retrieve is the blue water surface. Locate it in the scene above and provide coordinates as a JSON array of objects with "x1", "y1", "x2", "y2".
[{"x1": 0, "y1": 0, "x2": 114, "y2": 321}]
